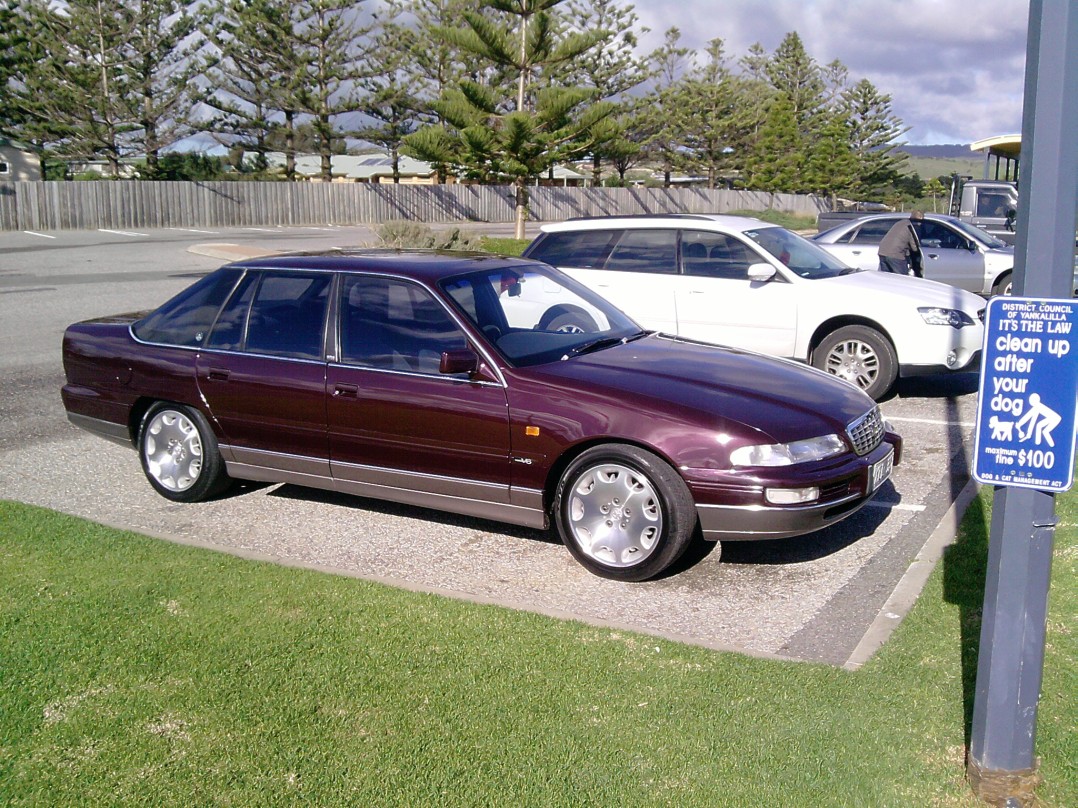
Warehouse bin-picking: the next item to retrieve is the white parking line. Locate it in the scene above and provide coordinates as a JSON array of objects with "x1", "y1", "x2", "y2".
[
  {"x1": 882, "y1": 415, "x2": 975, "y2": 428},
  {"x1": 866, "y1": 500, "x2": 927, "y2": 512},
  {"x1": 23, "y1": 231, "x2": 56, "y2": 239},
  {"x1": 243, "y1": 227, "x2": 283, "y2": 232},
  {"x1": 168, "y1": 227, "x2": 219, "y2": 234},
  {"x1": 98, "y1": 228, "x2": 149, "y2": 238}
]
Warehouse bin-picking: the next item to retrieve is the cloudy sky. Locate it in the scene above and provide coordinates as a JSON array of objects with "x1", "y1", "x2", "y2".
[{"x1": 629, "y1": 0, "x2": 1030, "y2": 145}]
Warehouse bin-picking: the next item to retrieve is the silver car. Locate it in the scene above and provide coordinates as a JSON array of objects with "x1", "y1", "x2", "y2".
[{"x1": 813, "y1": 213, "x2": 1016, "y2": 296}]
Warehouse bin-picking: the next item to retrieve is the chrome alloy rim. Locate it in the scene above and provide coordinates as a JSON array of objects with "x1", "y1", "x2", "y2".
[
  {"x1": 555, "y1": 322, "x2": 586, "y2": 333},
  {"x1": 143, "y1": 410, "x2": 203, "y2": 492},
  {"x1": 566, "y1": 463, "x2": 662, "y2": 568},
  {"x1": 823, "y1": 340, "x2": 879, "y2": 391}
]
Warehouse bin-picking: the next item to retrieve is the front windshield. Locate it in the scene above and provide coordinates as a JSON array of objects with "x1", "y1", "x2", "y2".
[
  {"x1": 440, "y1": 263, "x2": 644, "y2": 367},
  {"x1": 744, "y1": 226, "x2": 853, "y2": 279},
  {"x1": 948, "y1": 217, "x2": 1008, "y2": 249}
]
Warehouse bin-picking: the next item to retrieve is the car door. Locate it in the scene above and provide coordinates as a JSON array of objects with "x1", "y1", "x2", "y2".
[
  {"x1": 196, "y1": 269, "x2": 332, "y2": 477},
  {"x1": 915, "y1": 220, "x2": 986, "y2": 292},
  {"x1": 326, "y1": 274, "x2": 513, "y2": 504},
  {"x1": 673, "y1": 229, "x2": 799, "y2": 357},
  {"x1": 556, "y1": 228, "x2": 680, "y2": 334},
  {"x1": 820, "y1": 219, "x2": 898, "y2": 270}
]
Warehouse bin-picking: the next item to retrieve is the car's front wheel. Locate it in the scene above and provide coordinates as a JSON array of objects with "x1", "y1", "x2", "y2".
[
  {"x1": 540, "y1": 307, "x2": 598, "y2": 334},
  {"x1": 139, "y1": 403, "x2": 230, "y2": 502},
  {"x1": 553, "y1": 444, "x2": 697, "y2": 581},
  {"x1": 812, "y1": 325, "x2": 898, "y2": 401}
]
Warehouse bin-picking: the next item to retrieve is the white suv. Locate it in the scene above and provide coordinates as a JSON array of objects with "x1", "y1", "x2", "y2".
[{"x1": 522, "y1": 214, "x2": 986, "y2": 400}]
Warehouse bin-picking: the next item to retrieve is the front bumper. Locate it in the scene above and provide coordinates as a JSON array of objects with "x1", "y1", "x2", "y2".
[{"x1": 686, "y1": 434, "x2": 901, "y2": 542}]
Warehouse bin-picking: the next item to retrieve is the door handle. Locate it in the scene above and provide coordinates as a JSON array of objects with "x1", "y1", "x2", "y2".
[
  {"x1": 207, "y1": 368, "x2": 230, "y2": 381},
  {"x1": 333, "y1": 384, "x2": 359, "y2": 398}
]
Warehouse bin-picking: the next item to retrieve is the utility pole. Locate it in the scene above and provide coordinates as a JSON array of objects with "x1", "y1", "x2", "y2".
[{"x1": 967, "y1": 0, "x2": 1078, "y2": 805}]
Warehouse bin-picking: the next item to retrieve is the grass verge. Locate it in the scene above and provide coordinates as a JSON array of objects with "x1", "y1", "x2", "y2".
[
  {"x1": 1, "y1": 492, "x2": 1073, "y2": 806},
  {"x1": 478, "y1": 236, "x2": 529, "y2": 256}
]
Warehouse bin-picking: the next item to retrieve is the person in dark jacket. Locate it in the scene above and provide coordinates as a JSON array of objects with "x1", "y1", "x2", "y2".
[{"x1": 878, "y1": 210, "x2": 924, "y2": 277}]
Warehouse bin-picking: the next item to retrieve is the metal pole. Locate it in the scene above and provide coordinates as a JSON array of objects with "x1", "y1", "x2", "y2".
[{"x1": 967, "y1": 0, "x2": 1078, "y2": 804}]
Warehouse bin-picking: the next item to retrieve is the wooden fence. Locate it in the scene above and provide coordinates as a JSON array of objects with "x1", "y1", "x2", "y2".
[{"x1": 0, "y1": 181, "x2": 826, "y2": 232}]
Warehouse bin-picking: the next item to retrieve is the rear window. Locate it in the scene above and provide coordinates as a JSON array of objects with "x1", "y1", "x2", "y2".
[
  {"x1": 133, "y1": 268, "x2": 242, "y2": 347},
  {"x1": 525, "y1": 230, "x2": 621, "y2": 268}
]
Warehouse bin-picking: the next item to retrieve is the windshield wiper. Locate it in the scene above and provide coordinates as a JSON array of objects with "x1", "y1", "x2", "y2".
[{"x1": 564, "y1": 331, "x2": 650, "y2": 359}]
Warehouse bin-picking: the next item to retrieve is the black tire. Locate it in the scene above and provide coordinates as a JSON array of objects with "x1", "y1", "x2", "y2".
[
  {"x1": 553, "y1": 444, "x2": 697, "y2": 581},
  {"x1": 811, "y1": 325, "x2": 898, "y2": 401},
  {"x1": 138, "y1": 403, "x2": 230, "y2": 502},
  {"x1": 992, "y1": 272, "x2": 1013, "y2": 296},
  {"x1": 542, "y1": 308, "x2": 597, "y2": 334}
]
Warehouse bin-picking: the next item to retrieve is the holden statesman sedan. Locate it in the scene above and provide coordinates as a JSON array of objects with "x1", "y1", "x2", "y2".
[{"x1": 61, "y1": 250, "x2": 901, "y2": 581}]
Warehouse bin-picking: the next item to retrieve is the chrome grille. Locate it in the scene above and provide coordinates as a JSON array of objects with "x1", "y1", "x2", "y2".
[{"x1": 847, "y1": 407, "x2": 884, "y2": 456}]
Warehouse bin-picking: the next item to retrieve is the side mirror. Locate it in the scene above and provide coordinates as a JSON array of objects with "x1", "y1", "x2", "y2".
[
  {"x1": 1006, "y1": 209, "x2": 1017, "y2": 231},
  {"x1": 747, "y1": 262, "x2": 777, "y2": 282},
  {"x1": 440, "y1": 349, "x2": 479, "y2": 376}
]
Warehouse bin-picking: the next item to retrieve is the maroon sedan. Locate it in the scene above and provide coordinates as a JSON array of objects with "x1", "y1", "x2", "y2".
[{"x1": 62, "y1": 250, "x2": 901, "y2": 581}]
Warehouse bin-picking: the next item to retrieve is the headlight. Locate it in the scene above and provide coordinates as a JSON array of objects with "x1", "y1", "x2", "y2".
[
  {"x1": 730, "y1": 434, "x2": 846, "y2": 467},
  {"x1": 918, "y1": 307, "x2": 976, "y2": 328}
]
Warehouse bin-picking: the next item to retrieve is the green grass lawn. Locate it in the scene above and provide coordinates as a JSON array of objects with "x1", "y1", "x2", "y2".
[{"x1": 1, "y1": 491, "x2": 1074, "y2": 807}]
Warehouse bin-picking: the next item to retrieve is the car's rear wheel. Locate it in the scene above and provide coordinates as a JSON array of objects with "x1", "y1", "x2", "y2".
[
  {"x1": 812, "y1": 325, "x2": 898, "y2": 401},
  {"x1": 139, "y1": 403, "x2": 229, "y2": 502},
  {"x1": 554, "y1": 444, "x2": 697, "y2": 581}
]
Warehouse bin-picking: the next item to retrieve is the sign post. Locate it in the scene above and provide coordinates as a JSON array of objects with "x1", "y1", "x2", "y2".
[{"x1": 966, "y1": 1, "x2": 1077, "y2": 804}]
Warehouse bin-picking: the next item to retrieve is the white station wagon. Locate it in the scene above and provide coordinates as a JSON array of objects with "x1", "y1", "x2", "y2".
[{"x1": 522, "y1": 214, "x2": 986, "y2": 400}]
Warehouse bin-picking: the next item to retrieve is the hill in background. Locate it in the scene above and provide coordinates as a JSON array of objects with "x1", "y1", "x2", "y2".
[{"x1": 894, "y1": 144, "x2": 982, "y2": 181}]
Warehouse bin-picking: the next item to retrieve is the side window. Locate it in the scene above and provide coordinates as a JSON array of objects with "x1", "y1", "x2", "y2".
[
  {"x1": 340, "y1": 276, "x2": 467, "y2": 374},
  {"x1": 977, "y1": 193, "x2": 1010, "y2": 217},
  {"x1": 133, "y1": 268, "x2": 242, "y2": 347},
  {"x1": 526, "y1": 230, "x2": 620, "y2": 268},
  {"x1": 919, "y1": 221, "x2": 963, "y2": 249},
  {"x1": 205, "y1": 273, "x2": 258, "y2": 351},
  {"x1": 681, "y1": 231, "x2": 759, "y2": 280},
  {"x1": 850, "y1": 220, "x2": 897, "y2": 244},
  {"x1": 603, "y1": 229, "x2": 678, "y2": 274},
  {"x1": 244, "y1": 272, "x2": 331, "y2": 359}
]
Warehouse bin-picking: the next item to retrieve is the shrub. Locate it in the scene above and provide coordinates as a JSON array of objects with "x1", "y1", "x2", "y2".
[{"x1": 377, "y1": 220, "x2": 484, "y2": 251}]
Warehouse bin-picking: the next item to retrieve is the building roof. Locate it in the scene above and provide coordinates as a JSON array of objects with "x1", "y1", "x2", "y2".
[
  {"x1": 259, "y1": 151, "x2": 435, "y2": 179},
  {"x1": 970, "y1": 135, "x2": 1021, "y2": 160}
]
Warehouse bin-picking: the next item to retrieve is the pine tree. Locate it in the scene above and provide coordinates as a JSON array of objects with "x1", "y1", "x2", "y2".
[
  {"x1": 556, "y1": 0, "x2": 649, "y2": 183},
  {"x1": 291, "y1": 0, "x2": 378, "y2": 181},
  {"x1": 634, "y1": 27, "x2": 692, "y2": 188},
  {"x1": 404, "y1": 0, "x2": 613, "y2": 237},
  {"x1": 840, "y1": 78, "x2": 908, "y2": 197},
  {"x1": 747, "y1": 95, "x2": 803, "y2": 199},
  {"x1": 201, "y1": 0, "x2": 301, "y2": 177},
  {"x1": 123, "y1": 1, "x2": 204, "y2": 179}
]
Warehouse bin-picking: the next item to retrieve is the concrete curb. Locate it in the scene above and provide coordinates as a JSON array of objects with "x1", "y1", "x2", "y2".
[
  {"x1": 843, "y1": 477, "x2": 981, "y2": 670},
  {"x1": 187, "y1": 243, "x2": 282, "y2": 261}
]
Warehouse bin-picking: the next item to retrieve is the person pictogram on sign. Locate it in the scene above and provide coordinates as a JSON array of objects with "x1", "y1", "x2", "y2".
[{"x1": 1015, "y1": 393, "x2": 1062, "y2": 447}]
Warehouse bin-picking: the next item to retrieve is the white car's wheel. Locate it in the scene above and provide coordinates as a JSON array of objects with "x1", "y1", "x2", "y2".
[{"x1": 812, "y1": 326, "x2": 898, "y2": 401}]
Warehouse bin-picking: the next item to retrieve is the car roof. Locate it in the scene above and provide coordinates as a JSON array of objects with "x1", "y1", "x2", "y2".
[
  {"x1": 832, "y1": 212, "x2": 963, "y2": 225},
  {"x1": 224, "y1": 248, "x2": 536, "y2": 282},
  {"x1": 539, "y1": 213, "x2": 775, "y2": 234}
]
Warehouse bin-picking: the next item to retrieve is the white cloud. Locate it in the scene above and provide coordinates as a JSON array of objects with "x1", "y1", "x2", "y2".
[{"x1": 630, "y1": 0, "x2": 1030, "y2": 144}]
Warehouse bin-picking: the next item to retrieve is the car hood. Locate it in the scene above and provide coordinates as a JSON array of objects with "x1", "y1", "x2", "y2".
[
  {"x1": 819, "y1": 270, "x2": 985, "y2": 312},
  {"x1": 527, "y1": 334, "x2": 876, "y2": 444}
]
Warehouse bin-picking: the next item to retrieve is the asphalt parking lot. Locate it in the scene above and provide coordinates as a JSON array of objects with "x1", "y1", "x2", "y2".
[{"x1": 0, "y1": 223, "x2": 983, "y2": 668}]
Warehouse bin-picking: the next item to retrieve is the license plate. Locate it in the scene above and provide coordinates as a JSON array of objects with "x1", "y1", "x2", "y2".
[{"x1": 870, "y1": 450, "x2": 894, "y2": 493}]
